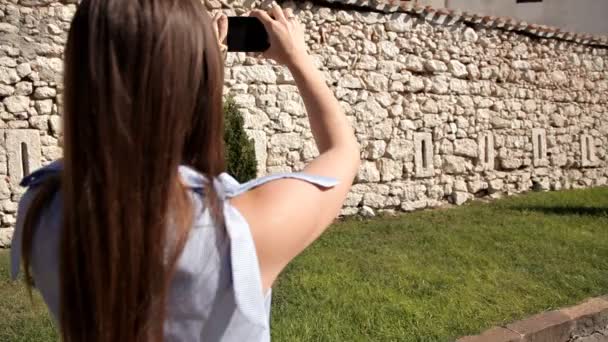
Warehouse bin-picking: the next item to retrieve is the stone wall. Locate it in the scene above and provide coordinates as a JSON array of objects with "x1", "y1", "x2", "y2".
[
  {"x1": 0, "y1": 0, "x2": 607, "y2": 246},
  {"x1": 224, "y1": 1, "x2": 608, "y2": 217}
]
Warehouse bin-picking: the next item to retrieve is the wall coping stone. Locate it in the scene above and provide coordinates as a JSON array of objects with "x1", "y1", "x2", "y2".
[
  {"x1": 456, "y1": 296, "x2": 608, "y2": 342},
  {"x1": 17, "y1": 0, "x2": 608, "y2": 48},
  {"x1": 309, "y1": 0, "x2": 608, "y2": 49},
  {"x1": 205, "y1": 0, "x2": 608, "y2": 49}
]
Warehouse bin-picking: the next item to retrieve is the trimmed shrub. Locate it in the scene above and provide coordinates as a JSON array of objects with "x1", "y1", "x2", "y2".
[{"x1": 224, "y1": 96, "x2": 258, "y2": 183}]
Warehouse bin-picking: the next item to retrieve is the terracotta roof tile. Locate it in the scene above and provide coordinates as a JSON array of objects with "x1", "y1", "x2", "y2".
[{"x1": 297, "y1": 0, "x2": 608, "y2": 48}]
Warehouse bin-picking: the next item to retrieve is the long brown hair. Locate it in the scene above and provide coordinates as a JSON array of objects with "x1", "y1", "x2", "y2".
[{"x1": 20, "y1": 0, "x2": 225, "y2": 340}]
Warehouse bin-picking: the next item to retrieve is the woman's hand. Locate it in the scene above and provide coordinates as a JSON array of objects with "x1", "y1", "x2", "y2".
[
  {"x1": 250, "y1": 5, "x2": 309, "y2": 69},
  {"x1": 212, "y1": 12, "x2": 228, "y2": 52}
]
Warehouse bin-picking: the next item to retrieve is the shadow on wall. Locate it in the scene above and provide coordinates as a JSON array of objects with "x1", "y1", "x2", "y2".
[{"x1": 509, "y1": 206, "x2": 608, "y2": 217}]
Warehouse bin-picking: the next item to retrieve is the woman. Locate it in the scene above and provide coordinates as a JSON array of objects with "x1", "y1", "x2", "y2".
[{"x1": 10, "y1": 0, "x2": 359, "y2": 341}]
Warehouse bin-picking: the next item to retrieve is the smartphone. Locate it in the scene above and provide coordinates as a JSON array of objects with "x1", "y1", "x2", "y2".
[{"x1": 227, "y1": 17, "x2": 270, "y2": 52}]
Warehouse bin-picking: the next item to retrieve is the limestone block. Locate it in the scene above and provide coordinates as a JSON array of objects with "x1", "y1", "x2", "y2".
[
  {"x1": 267, "y1": 165, "x2": 291, "y2": 174},
  {"x1": 49, "y1": 115, "x2": 62, "y2": 136},
  {"x1": 274, "y1": 68, "x2": 294, "y2": 85},
  {"x1": 4, "y1": 129, "x2": 42, "y2": 188},
  {"x1": 336, "y1": 10, "x2": 353, "y2": 24},
  {"x1": 451, "y1": 191, "x2": 470, "y2": 205},
  {"x1": 425, "y1": 60, "x2": 448, "y2": 73},
  {"x1": 500, "y1": 157, "x2": 523, "y2": 170},
  {"x1": 344, "y1": 192, "x2": 363, "y2": 207},
  {"x1": 364, "y1": 72, "x2": 389, "y2": 92},
  {"x1": 15, "y1": 63, "x2": 31, "y2": 77},
  {"x1": 3, "y1": 96, "x2": 29, "y2": 114},
  {"x1": 33, "y1": 57, "x2": 63, "y2": 83},
  {"x1": 0, "y1": 178, "x2": 10, "y2": 200},
  {"x1": 233, "y1": 94, "x2": 255, "y2": 107},
  {"x1": 280, "y1": 100, "x2": 305, "y2": 116},
  {"x1": 29, "y1": 115, "x2": 49, "y2": 131},
  {"x1": 405, "y1": 55, "x2": 424, "y2": 73},
  {"x1": 399, "y1": 199, "x2": 423, "y2": 211},
  {"x1": 551, "y1": 154, "x2": 567, "y2": 167},
  {"x1": 385, "y1": 19, "x2": 412, "y2": 33},
  {"x1": 58, "y1": 4, "x2": 77, "y2": 22},
  {"x1": 301, "y1": 140, "x2": 318, "y2": 161},
  {"x1": 423, "y1": 114, "x2": 441, "y2": 128},
  {"x1": 550, "y1": 114, "x2": 566, "y2": 127},
  {"x1": 414, "y1": 132, "x2": 433, "y2": 178},
  {"x1": 551, "y1": 70, "x2": 568, "y2": 85},
  {"x1": 359, "y1": 206, "x2": 375, "y2": 218},
  {"x1": 355, "y1": 55, "x2": 377, "y2": 71},
  {"x1": 523, "y1": 100, "x2": 537, "y2": 113},
  {"x1": 47, "y1": 23, "x2": 64, "y2": 35},
  {"x1": 0, "y1": 23, "x2": 18, "y2": 34},
  {"x1": 512, "y1": 60, "x2": 531, "y2": 70},
  {"x1": 270, "y1": 132, "x2": 299, "y2": 150},
  {"x1": 15, "y1": 82, "x2": 33, "y2": 96},
  {"x1": 0, "y1": 58, "x2": 15, "y2": 68},
  {"x1": 363, "y1": 192, "x2": 386, "y2": 209},
  {"x1": 1, "y1": 200, "x2": 17, "y2": 214},
  {"x1": 232, "y1": 65, "x2": 277, "y2": 84},
  {"x1": 0, "y1": 228, "x2": 14, "y2": 248},
  {"x1": 488, "y1": 179, "x2": 504, "y2": 193},
  {"x1": 448, "y1": 60, "x2": 468, "y2": 78},
  {"x1": 491, "y1": 117, "x2": 511, "y2": 129},
  {"x1": 386, "y1": 138, "x2": 414, "y2": 161},
  {"x1": 42, "y1": 146, "x2": 62, "y2": 161},
  {"x1": 242, "y1": 108, "x2": 270, "y2": 129},
  {"x1": 327, "y1": 55, "x2": 348, "y2": 69},
  {"x1": 340, "y1": 207, "x2": 359, "y2": 216},
  {"x1": 0, "y1": 66, "x2": 19, "y2": 85},
  {"x1": 468, "y1": 180, "x2": 488, "y2": 194},
  {"x1": 378, "y1": 158, "x2": 403, "y2": 182},
  {"x1": 466, "y1": 64, "x2": 480, "y2": 80},
  {"x1": 0, "y1": 84, "x2": 14, "y2": 97},
  {"x1": 407, "y1": 76, "x2": 425, "y2": 93},
  {"x1": 379, "y1": 41, "x2": 399, "y2": 58},
  {"x1": 33, "y1": 86, "x2": 57, "y2": 99},
  {"x1": 365, "y1": 140, "x2": 386, "y2": 159},
  {"x1": 463, "y1": 28, "x2": 478, "y2": 42},
  {"x1": 357, "y1": 161, "x2": 380, "y2": 183},
  {"x1": 354, "y1": 99, "x2": 388, "y2": 123},
  {"x1": 454, "y1": 139, "x2": 478, "y2": 158},
  {"x1": 2, "y1": 214, "x2": 16, "y2": 227},
  {"x1": 421, "y1": 99, "x2": 438, "y2": 114},
  {"x1": 35, "y1": 99, "x2": 53, "y2": 115},
  {"x1": 451, "y1": 179, "x2": 466, "y2": 192},
  {"x1": 276, "y1": 113, "x2": 294, "y2": 132},
  {"x1": 443, "y1": 155, "x2": 467, "y2": 175},
  {"x1": 338, "y1": 75, "x2": 363, "y2": 89},
  {"x1": 450, "y1": 79, "x2": 468, "y2": 94}
]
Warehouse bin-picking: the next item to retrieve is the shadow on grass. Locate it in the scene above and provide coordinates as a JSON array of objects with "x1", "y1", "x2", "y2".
[{"x1": 508, "y1": 206, "x2": 608, "y2": 217}]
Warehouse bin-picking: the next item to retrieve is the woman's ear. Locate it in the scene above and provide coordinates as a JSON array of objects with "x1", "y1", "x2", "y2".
[{"x1": 213, "y1": 12, "x2": 228, "y2": 45}]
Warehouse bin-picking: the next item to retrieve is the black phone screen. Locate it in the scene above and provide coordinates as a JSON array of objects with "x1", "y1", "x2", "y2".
[{"x1": 227, "y1": 17, "x2": 270, "y2": 52}]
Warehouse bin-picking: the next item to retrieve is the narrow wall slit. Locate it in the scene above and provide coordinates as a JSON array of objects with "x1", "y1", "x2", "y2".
[
  {"x1": 414, "y1": 132, "x2": 433, "y2": 178},
  {"x1": 586, "y1": 136, "x2": 591, "y2": 161},
  {"x1": 21, "y1": 142, "x2": 30, "y2": 177},
  {"x1": 484, "y1": 135, "x2": 490, "y2": 164},
  {"x1": 421, "y1": 140, "x2": 427, "y2": 169},
  {"x1": 536, "y1": 134, "x2": 543, "y2": 159}
]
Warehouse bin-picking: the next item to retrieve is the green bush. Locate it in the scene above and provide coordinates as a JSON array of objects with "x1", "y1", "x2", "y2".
[{"x1": 224, "y1": 96, "x2": 258, "y2": 183}]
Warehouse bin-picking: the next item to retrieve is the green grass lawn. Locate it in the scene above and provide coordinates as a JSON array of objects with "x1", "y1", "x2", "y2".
[{"x1": 2, "y1": 187, "x2": 608, "y2": 341}]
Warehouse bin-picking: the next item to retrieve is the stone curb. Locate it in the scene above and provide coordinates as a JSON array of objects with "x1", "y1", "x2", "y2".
[{"x1": 456, "y1": 296, "x2": 608, "y2": 342}]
